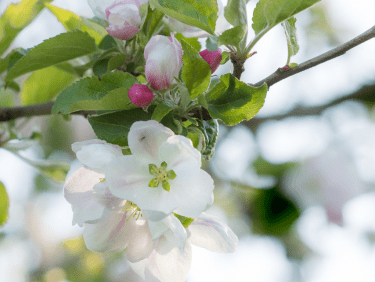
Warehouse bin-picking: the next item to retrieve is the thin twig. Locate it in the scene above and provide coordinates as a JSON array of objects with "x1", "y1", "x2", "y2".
[{"x1": 254, "y1": 25, "x2": 375, "y2": 88}]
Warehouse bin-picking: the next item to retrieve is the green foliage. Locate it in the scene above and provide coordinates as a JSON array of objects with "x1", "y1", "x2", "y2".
[
  {"x1": 93, "y1": 58, "x2": 110, "y2": 76},
  {"x1": 150, "y1": 0, "x2": 218, "y2": 34},
  {"x1": 197, "y1": 119, "x2": 219, "y2": 160},
  {"x1": 152, "y1": 100, "x2": 178, "y2": 122},
  {"x1": 98, "y1": 35, "x2": 118, "y2": 50},
  {"x1": 206, "y1": 74, "x2": 268, "y2": 126},
  {"x1": 282, "y1": 17, "x2": 299, "y2": 64},
  {"x1": 21, "y1": 66, "x2": 77, "y2": 105},
  {"x1": 88, "y1": 109, "x2": 152, "y2": 146},
  {"x1": 224, "y1": 0, "x2": 248, "y2": 26},
  {"x1": 141, "y1": 5, "x2": 164, "y2": 39},
  {"x1": 175, "y1": 33, "x2": 201, "y2": 52},
  {"x1": 248, "y1": 187, "x2": 300, "y2": 236},
  {"x1": 52, "y1": 72, "x2": 136, "y2": 114},
  {"x1": 180, "y1": 40, "x2": 211, "y2": 99},
  {"x1": 44, "y1": 3, "x2": 107, "y2": 45},
  {"x1": 253, "y1": 157, "x2": 295, "y2": 178},
  {"x1": 206, "y1": 36, "x2": 219, "y2": 52},
  {"x1": 252, "y1": 0, "x2": 321, "y2": 36},
  {"x1": 0, "y1": 0, "x2": 52, "y2": 56},
  {"x1": 107, "y1": 54, "x2": 126, "y2": 72},
  {"x1": 0, "y1": 87, "x2": 14, "y2": 107},
  {"x1": 218, "y1": 24, "x2": 247, "y2": 48},
  {"x1": 6, "y1": 30, "x2": 97, "y2": 82},
  {"x1": 0, "y1": 48, "x2": 28, "y2": 75},
  {"x1": 0, "y1": 182, "x2": 9, "y2": 226},
  {"x1": 220, "y1": 51, "x2": 230, "y2": 65}
]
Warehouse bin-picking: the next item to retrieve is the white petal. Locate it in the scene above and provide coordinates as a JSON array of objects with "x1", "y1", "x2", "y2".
[
  {"x1": 171, "y1": 165, "x2": 214, "y2": 218},
  {"x1": 158, "y1": 135, "x2": 201, "y2": 169},
  {"x1": 148, "y1": 215, "x2": 187, "y2": 254},
  {"x1": 188, "y1": 213, "x2": 238, "y2": 253},
  {"x1": 128, "y1": 120, "x2": 174, "y2": 161},
  {"x1": 92, "y1": 181, "x2": 125, "y2": 211},
  {"x1": 83, "y1": 210, "x2": 136, "y2": 253},
  {"x1": 75, "y1": 143, "x2": 123, "y2": 173},
  {"x1": 64, "y1": 167, "x2": 106, "y2": 226},
  {"x1": 148, "y1": 237, "x2": 192, "y2": 282},
  {"x1": 125, "y1": 220, "x2": 157, "y2": 263},
  {"x1": 106, "y1": 156, "x2": 179, "y2": 216}
]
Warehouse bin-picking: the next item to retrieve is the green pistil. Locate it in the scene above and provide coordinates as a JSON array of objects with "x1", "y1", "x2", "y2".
[{"x1": 148, "y1": 161, "x2": 176, "y2": 191}]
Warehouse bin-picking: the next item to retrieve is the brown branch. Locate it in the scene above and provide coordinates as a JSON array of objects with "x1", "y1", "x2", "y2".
[
  {"x1": 254, "y1": 25, "x2": 375, "y2": 88},
  {"x1": 0, "y1": 102, "x2": 94, "y2": 122},
  {"x1": 245, "y1": 82, "x2": 375, "y2": 131}
]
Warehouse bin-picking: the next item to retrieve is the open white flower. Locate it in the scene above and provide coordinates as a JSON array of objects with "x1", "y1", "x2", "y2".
[
  {"x1": 130, "y1": 213, "x2": 238, "y2": 282},
  {"x1": 105, "y1": 120, "x2": 215, "y2": 222}
]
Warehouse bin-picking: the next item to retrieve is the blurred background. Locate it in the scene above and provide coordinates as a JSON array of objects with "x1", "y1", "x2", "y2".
[{"x1": 1, "y1": 0, "x2": 375, "y2": 281}]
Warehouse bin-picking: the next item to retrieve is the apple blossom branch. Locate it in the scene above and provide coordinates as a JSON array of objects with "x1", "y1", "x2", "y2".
[
  {"x1": 0, "y1": 25, "x2": 374, "y2": 123},
  {"x1": 253, "y1": 25, "x2": 375, "y2": 88}
]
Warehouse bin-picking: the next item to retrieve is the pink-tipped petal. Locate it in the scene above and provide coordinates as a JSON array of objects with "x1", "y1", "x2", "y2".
[{"x1": 199, "y1": 49, "x2": 222, "y2": 74}]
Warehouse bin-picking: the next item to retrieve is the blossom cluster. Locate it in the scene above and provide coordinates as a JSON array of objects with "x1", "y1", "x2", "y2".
[{"x1": 65, "y1": 121, "x2": 237, "y2": 281}]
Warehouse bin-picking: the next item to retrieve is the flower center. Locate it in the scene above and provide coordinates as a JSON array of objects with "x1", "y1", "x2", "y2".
[
  {"x1": 148, "y1": 161, "x2": 176, "y2": 191},
  {"x1": 123, "y1": 201, "x2": 142, "y2": 220}
]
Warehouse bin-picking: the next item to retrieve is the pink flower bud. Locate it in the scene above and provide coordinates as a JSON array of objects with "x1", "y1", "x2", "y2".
[
  {"x1": 128, "y1": 84, "x2": 154, "y2": 107},
  {"x1": 199, "y1": 49, "x2": 222, "y2": 74},
  {"x1": 104, "y1": 0, "x2": 143, "y2": 40},
  {"x1": 144, "y1": 34, "x2": 183, "y2": 90}
]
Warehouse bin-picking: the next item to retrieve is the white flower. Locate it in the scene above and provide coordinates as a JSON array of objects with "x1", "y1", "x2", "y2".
[
  {"x1": 106, "y1": 120, "x2": 215, "y2": 222},
  {"x1": 144, "y1": 34, "x2": 183, "y2": 90},
  {"x1": 130, "y1": 213, "x2": 238, "y2": 282}
]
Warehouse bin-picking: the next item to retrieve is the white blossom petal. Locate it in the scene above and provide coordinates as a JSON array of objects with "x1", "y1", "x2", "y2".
[
  {"x1": 171, "y1": 165, "x2": 214, "y2": 218},
  {"x1": 130, "y1": 237, "x2": 192, "y2": 282},
  {"x1": 92, "y1": 181, "x2": 125, "y2": 211},
  {"x1": 64, "y1": 167, "x2": 106, "y2": 226},
  {"x1": 158, "y1": 135, "x2": 201, "y2": 169},
  {"x1": 83, "y1": 210, "x2": 137, "y2": 253},
  {"x1": 128, "y1": 120, "x2": 174, "y2": 161},
  {"x1": 125, "y1": 220, "x2": 157, "y2": 263},
  {"x1": 106, "y1": 155, "x2": 179, "y2": 216},
  {"x1": 188, "y1": 213, "x2": 238, "y2": 253},
  {"x1": 74, "y1": 142, "x2": 123, "y2": 173}
]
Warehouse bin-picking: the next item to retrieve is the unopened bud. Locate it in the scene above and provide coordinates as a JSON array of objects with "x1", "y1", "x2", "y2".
[
  {"x1": 128, "y1": 84, "x2": 154, "y2": 107},
  {"x1": 199, "y1": 48, "x2": 222, "y2": 74}
]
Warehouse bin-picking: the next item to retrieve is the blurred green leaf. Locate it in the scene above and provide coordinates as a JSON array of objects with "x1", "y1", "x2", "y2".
[
  {"x1": 0, "y1": 182, "x2": 9, "y2": 226},
  {"x1": 88, "y1": 109, "x2": 152, "y2": 146},
  {"x1": 152, "y1": 100, "x2": 178, "y2": 122},
  {"x1": 52, "y1": 72, "x2": 136, "y2": 114},
  {"x1": 206, "y1": 73, "x2": 268, "y2": 126},
  {"x1": 175, "y1": 33, "x2": 201, "y2": 52},
  {"x1": 98, "y1": 35, "x2": 117, "y2": 50},
  {"x1": 282, "y1": 17, "x2": 299, "y2": 64},
  {"x1": 21, "y1": 65, "x2": 77, "y2": 105},
  {"x1": 6, "y1": 30, "x2": 97, "y2": 81},
  {"x1": 0, "y1": 87, "x2": 14, "y2": 107},
  {"x1": 0, "y1": 0, "x2": 52, "y2": 56},
  {"x1": 150, "y1": 0, "x2": 218, "y2": 34},
  {"x1": 44, "y1": 3, "x2": 107, "y2": 45},
  {"x1": 107, "y1": 54, "x2": 126, "y2": 72},
  {"x1": 206, "y1": 36, "x2": 219, "y2": 52},
  {"x1": 93, "y1": 58, "x2": 110, "y2": 76},
  {"x1": 253, "y1": 157, "x2": 295, "y2": 177},
  {"x1": 181, "y1": 40, "x2": 211, "y2": 99},
  {"x1": 218, "y1": 24, "x2": 247, "y2": 47},
  {"x1": 224, "y1": 0, "x2": 248, "y2": 26}
]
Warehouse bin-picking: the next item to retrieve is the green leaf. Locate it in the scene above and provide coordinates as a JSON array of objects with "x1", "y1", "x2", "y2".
[
  {"x1": 187, "y1": 126, "x2": 205, "y2": 151},
  {"x1": 6, "y1": 30, "x2": 97, "y2": 82},
  {"x1": 197, "y1": 119, "x2": 219, "y2": 160},
  {"x1": 0, "y1": 0, "x2": 52, "y2": 56},
  {"x1": 52, "y1": 72, "x2": 136, "y2": 114},
  {"x1": 224, "y1": 0, "x2": 248, "y2": 26},
  {"x1": 0, "y1": 48, "x2": 28, "y2": 74},
  {"x1": 218, "y1": 24, "x2": 247, "y2": 47},
  {"x1": 152, "y1": 100, "x2": 178, "y2": 122},
  {"x1": 93, "y1": 58, "x2": 110, "y2": 76},
  {"x1": 98, "y1": 35, "x2": 118, "y2": 50},
  {"x1": 173, "y1": 213, "x2": 195, "y2": 228},
  {"x1": 21, "y1": 65, "x2": 77, "y2": 105},
  {"x1": 252, "y1": 0, "x2": 321, "y2": 36},
  {"x1": 281, "y1": 17, "x2": 299, "y2": 64},
  {"x1": 44, "y1": 3, "x2": 107, "y2": 45},
  {"x1": 175, "y1": 33, "x2": 201, "y2": 52},
  {"x1": 142, "y1": 5, "x2": 164, "y2": 38},
  {"x1": 150, "y1": 0, "x2": 218, "y2": 34},
  {"x1": 88, "y1": 109, "x2": 152, "y2": 146},
  {"x1": 220, "y1": 51, "x2": 230, "y2": 65},
  {"x1": 0, "y1": 87, "x2": 14, "y2": 108},
  {"x1": 206, "y1": 36, "x2": 219, "y2": 52},
  {"x1": 108, "y1": 54, "x2": 126, "y2": 72},
  {"x1": 206, "y1": 73, "x2": 268, "y2": 126},
  {"x1": 0, "y1": 182, "x2": 9, "y2": 226},
  {"x1": 180, "y1": 40, "x2": 211, "y2": 99}
]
